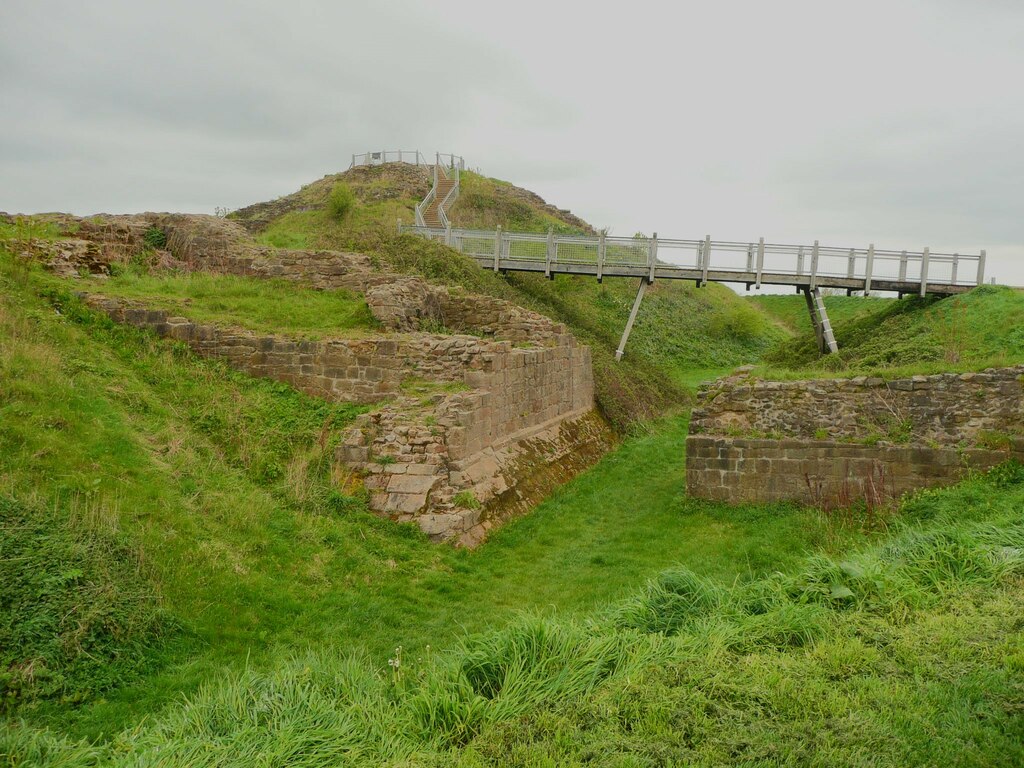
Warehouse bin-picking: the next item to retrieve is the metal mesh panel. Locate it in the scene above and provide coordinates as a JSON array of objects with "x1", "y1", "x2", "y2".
[
  {"x1": 604, "y1": 237, "x2": 649, "y2": 267},
  {"x1": 505, "y1": 235, "x2": 549, "y2": 262},
  {"x1": 554, "y1": 237, "x2": 599, "y2": 265},
  {"x1": 656, "y1": 240, "x2": 702, "y2": 270},
  {"x1": 458, "y1": 234, "x2": 496, "y2": 258}
]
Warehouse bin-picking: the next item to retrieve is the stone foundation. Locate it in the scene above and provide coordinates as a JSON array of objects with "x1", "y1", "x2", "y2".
[
  {"x1": 686, "y1": 435, "x2": 1020, "y2": 505},
  {"x1": 687, "y1": 367, "x2": 1024, "y2": 506},
  {"x1": 691, "y1": 366, "x2": 1024, "y2": 444}
]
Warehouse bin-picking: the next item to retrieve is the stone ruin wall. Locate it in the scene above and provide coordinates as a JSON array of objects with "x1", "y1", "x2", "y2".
[
  {"x1": 687, "y1": 367, "x2": 1024, "y2": 506},
  {"x1": 88, "y1": 295, "x2": 605, "y2": 547},
  {"x1": 41, "y1": 209, "x2": 611, "y2": 546}
]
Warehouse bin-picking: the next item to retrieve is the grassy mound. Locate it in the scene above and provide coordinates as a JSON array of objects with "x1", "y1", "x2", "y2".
[{"x1": 753, "y1": 285, "x2": 1024, "y2": 377}]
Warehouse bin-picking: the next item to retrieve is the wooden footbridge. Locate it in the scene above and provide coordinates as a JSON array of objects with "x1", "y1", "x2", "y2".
[{"x1": 400, "y1": 224, "x2": 987, "y2": 360}]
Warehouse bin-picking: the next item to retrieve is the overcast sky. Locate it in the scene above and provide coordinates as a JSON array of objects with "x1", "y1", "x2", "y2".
[{"x1": 2, "y1": 0, "x2": 1022, "y2": 284}]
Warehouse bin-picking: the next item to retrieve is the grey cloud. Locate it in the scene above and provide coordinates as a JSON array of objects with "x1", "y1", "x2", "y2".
[{"x1": 1, "y1": 0, "x2": 1022, "y2": 288}]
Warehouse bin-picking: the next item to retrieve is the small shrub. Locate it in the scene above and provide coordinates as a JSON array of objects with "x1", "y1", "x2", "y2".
[
  {"x1": 977, "y1": 430, "x2": 1013, "y2": 452},
  {"x1": 327, "y1": 182, "x2": 356, "y2": 220},
  {"x1": 453, "y1": 491, "x2": 481, "y2": 510},
  {"x1": 709, "y1": 305, "x2": 765, "y2": 342},
  {"x1": 987, "y1": 460, "x2": 1024, "y2": 488},
  {"x1": 142, "y1": 227, "x2": 167, "y2": 250}
]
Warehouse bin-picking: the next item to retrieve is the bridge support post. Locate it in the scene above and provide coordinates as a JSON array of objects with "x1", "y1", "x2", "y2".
[
  {"x1": 615, "y1": 278, "x2": 648, "y2": 361},
  {"x1": 803, "y1": 287, "x2": 839, "y2": 355}
]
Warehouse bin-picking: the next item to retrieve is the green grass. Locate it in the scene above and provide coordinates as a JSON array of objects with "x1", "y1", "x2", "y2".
[
  {"x1": 0, "y1": 215, "x2": 65, "y2": 242},
  {"x1": 752, "y1": 285, "x2": 1024, "y2": 378},
  {"x1": 0, "y1": 253, "x2": 861, "y2": 744},
  {"x1": 5, "y1": 469, "x2": 1023, "y2": 766},
  {"x1": 77, "y1": 271, "x2": 378, "y2": 338},
  {"x1": 449, "y1": 171, "x2": 590, "y2": 234}
]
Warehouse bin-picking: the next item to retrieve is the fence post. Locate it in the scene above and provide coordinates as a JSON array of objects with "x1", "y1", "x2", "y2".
[
  {"x1": 846, "y1": 249, "x2": 856, "y2": 279},
  {"x1": 977, "y1": 250, "x2": 986, "y2": 285},
  {"x1": 702, "y1": 234, "x2": 711, "y2": 287},
  {"x1": 756, "y1": 237, "x2": 765, "y2": 289},
  {"x1": 746, "y1": 244, "x2": 754, "y2": 273},
  {"x1": 920, "y1": 247, "x2": 930, "y2": 297},
  {"x1": 351, "y1": 153, "x2": 356, "y2": 168},
  {"x1": 493, "y1": 226, "x2": 501, "y2": 272},
  {"x1": 865, "y1": 244, "x2": 874, "y2": 295},
  {"x1": 648, "y1": 232, "x2": 658, "y2": 283},
  {"x1": 951, "y1": 253, "x2": 959, "y2": 285},
  {"x1": 796, "y1": 246, "x2": 804, "y2": 276},
  {"x1": 597, "y1": 232, "x2": 606, "y2": 282},
  {"x1": 898, "y1": 250, "x2": 908, "y2": 282},
  {"x1": 445, "y1": 222, "x2": 452, "y2": 247},
  {"x1": 810, "y1": 240, "x2": 819, "y2": 290},
  {"x1": 546, "y1": 227, "x2": 554, "y2": 279}
]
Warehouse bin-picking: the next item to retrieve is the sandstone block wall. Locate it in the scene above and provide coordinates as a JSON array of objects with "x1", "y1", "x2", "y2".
[
  {"x1": 691, "y1": 367, "x2": 1024, "y2": 444},
  {"x1": 687, "y1": 435, "x2": 1020, "y2": 505},
  {"x1": 687, "y1": 367, "x2": 1024, "y2": 506},
  {"x1": 85, "y1": 297, "x2": 511, "y2": 403},
  {"x1": 87, "y1": 293, "x2": 606, "y2": 546}
]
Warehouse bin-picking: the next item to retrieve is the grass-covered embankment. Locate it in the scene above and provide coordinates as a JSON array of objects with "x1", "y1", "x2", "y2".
[
  {"x1": 78, "y1": 271, "x2": 377, "y2": 338},
  {"x1": 5, "y1": 466, "x2": 1023, "y2": 766},
  {"x1": 0, "y1": 252, "x2": 853, "y2": 741},
  {"x1": 752, "y1": 285, "x2": 1024, "y2": 378}
]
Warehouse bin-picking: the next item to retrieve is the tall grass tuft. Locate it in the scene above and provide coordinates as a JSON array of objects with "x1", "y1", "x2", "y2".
[{"x1": 327, "y1": 183, "x2": 356, "y2": 221}]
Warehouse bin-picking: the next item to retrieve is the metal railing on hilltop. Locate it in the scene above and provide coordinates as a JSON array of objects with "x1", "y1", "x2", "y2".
[{"x1": 350, "y1": 150, "x2": 428, "y2": 168}]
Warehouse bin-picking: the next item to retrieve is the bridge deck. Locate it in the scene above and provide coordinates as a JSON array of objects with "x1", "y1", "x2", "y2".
[
  {"x1": 463, "y1": 257, "x2": 973, "y2": 297},
  {"x1": 404, "y1": 224, "x2": 986, "y2": 358},
  {"x1": 404, "y1": 225, "x2": 984, "y2": 298}
]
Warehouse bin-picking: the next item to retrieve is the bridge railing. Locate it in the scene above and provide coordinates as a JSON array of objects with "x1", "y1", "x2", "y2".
[{"x1": 401, "y1": 225, "x2": 985, "y2": 290}]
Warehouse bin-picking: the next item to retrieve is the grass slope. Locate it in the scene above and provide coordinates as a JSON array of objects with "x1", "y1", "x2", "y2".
[
  {"x1": 78, "y1": 271, "x2": 377, "y2": 338},
  {"x1": 5, "y1": 468, "x2": 1023, "y2": 766},
  {"x1": 0, "y1": 254, "x2": 849, "y2": 742},
  {"x1": 231, "y1": 164, "x2": 786, "y2": 429},
  {"x1": 752, "y1": 285, "x2": 1024, "y2": 378}
]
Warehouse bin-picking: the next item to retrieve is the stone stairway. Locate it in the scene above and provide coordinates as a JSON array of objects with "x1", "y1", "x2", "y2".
[{"x1": 421, "y1": 167, "x2": 457, "y2": 227}]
